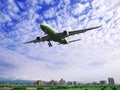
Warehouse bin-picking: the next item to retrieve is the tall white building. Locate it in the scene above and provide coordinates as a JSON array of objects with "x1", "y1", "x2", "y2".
[
  {"x1": 32, "y1": 80, "x2": 45, "y2": 86},
  {"x1": 59, "y1": 78, "x2": 65, "y2": 86},
  {"x1": 108, "y1": 77, "x2": 115, "y2": 85},
  {"x1": 100, "y1": 80, "x2": 107, "y2": 85}
]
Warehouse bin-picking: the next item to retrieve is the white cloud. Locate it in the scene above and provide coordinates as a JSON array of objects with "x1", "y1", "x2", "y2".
[
  {"x1": 106, "y1": 0, "x2": 120, "y2": 9},
  {"x1": 44, "y1": 0, "x2": 54, "y2": 5},
  {"x1": 36, "y1": 0, "x2": 54, "y2": 5},
  {"x1": 0, "y1": 13, "x2": 11, "y2": 23},
  {"x1": 71, "y1": 3, "x2": 89, "y2": 16},
  {"x1": 7, "y1": 0, "x2": 19, "y2": 18},
  {"x1": 43, "y1": 8, "x2": 56, "y2": 19}
]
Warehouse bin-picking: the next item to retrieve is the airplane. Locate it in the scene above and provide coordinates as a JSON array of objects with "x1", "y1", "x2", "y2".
[{"x1": 23, "y1": 23, "x2": 102, "y2": 47}]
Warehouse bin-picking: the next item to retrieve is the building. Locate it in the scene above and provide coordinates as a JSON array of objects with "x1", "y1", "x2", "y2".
[
  {"x1": 91, "y1": 82, "x2": 98, "y2": 85},
  {"x1": 86, "y1": 82, "x2": 98, "y2": 86},
  {"x1": 108, "y1": 78, "x2": 115, "y2": 85},
  {"x1": 32, "y1": 80, "x2": 45, "y2": 86},
  {"x1": 59, "y1": 78, "x2": 65, "y2": 86},
  {"x1": 67, "y1": 81, "x2": 73, "y2": 86},
  {"x1": 78, "y1": 83, "x2": 85, "y2": 86},
  {"x1": 73, "y1": 81, "x2": 77, "y2": 86},
  {"x1": 48, "y1": 80, "x2": 56, "y2": 86},
  {"x1": 100, "y1": 80, "x2": 107, "y2": 85},
  {"x1": 66, "y1": 81, "x2": 77, "y2": 86}
]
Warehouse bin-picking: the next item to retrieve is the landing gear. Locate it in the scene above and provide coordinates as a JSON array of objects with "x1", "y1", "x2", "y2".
[{"x1": 48, "y1": 41, "x2": 52, "y2": 47}]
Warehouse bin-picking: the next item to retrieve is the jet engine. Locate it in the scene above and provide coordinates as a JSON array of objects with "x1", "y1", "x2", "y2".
[
  {"x1": 63, "y1": 31, "x2": 69, "y2": 36},
  {"x1": 36, "y1": 36, "x2": 41, "y2": 41}
]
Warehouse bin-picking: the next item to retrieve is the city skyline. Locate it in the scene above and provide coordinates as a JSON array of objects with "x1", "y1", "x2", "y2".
[
  {"x1": 23, "y1": 77, "x2": 117, "y2": 86},
  {"x1": 0, "y1": 77, "x2": 117, "y2": 85},
  {"x1": 0, "y1": 0, "x2": 120, "y2": 84}
]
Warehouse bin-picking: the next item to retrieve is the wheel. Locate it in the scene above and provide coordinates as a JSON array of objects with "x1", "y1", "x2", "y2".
[{"x1": 48, "y1": 42, "x2": 52, "y2": 47}]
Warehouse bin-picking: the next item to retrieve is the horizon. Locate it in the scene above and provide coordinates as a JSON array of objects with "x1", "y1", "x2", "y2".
[
  {"x1": 0, "y1": 0, "x2": 120, "y2": 84},
  {"x1": 0, "y1": 77, "x2": 118, "y2": 84}
]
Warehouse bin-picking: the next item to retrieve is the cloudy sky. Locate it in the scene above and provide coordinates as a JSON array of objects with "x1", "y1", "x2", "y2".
[{"x1": 0, "y1": 0, "x2": 120, "y2": 83}]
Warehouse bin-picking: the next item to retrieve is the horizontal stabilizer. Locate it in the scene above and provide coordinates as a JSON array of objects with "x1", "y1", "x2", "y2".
[{"x1": 69, "y1": 39, "x2": 81, "y2": 43}]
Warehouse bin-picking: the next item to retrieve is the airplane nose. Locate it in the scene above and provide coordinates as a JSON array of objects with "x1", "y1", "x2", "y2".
[
  {"x1": 40, "y1": 24, "x2": 45, "y2": 30},
  {"x1": 40, "y1": 23, "x2": 49, "y2": 30},
  {"x1": 40, "y1": 24, "x2": 44, "y2": 28}
]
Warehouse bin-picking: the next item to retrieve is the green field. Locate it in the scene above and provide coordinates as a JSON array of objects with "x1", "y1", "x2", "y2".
[{"x1": 0, "y1": 86, "x2": 120, "y2": 90}]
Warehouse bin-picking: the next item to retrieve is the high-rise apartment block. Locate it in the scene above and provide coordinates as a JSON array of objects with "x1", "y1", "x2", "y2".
[{"x1": 108, "y1": 77, "x2": 115, "y2": 85}]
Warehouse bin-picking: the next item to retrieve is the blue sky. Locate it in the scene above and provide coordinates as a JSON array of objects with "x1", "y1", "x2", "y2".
[{"x1": 0, "y1": 0, "x2": 120, "y2": 83}]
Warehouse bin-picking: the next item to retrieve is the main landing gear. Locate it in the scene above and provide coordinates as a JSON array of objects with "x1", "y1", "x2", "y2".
[{"x1": 48, "y1": 41, "x2": 52, "y2": 47}]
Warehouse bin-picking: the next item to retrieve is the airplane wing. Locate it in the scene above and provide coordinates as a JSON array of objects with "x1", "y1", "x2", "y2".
[
  {"x1": 57, "y1": 25, "x2": 102, "y2": 38},
  {"x1": 68, "y1": 25, "x2": 102, "y2": 36},
  {"x1": 23, "y1": 35, "x2": 50, "y2": 44}
]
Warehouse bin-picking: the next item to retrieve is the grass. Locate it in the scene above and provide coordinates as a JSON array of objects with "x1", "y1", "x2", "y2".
[
  {"x1": 36, "y1": 86, "x2": 120, "y2": 90},
  {"x1": 1, "y1": 86, "x2": 120, "y2": 90},
  {"x1": 11, "y1": 87, "x2": 27, "y2": 90}
]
